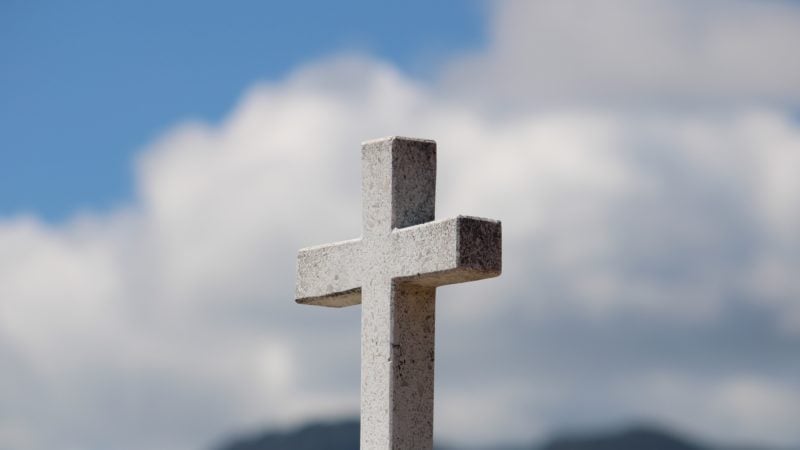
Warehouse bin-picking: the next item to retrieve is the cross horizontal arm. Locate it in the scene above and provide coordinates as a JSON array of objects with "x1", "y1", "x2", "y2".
[
  {"x1": 296, "y1": 238, "x2": 363, "y2": 307},
  {"x1": 391, "y1": 215, "x2": 502, "y2": 287}
]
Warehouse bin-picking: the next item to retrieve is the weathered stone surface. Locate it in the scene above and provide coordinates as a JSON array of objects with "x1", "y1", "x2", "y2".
[
  {"x1": 296, "y1": 238, "x2": 362, "y2": 307},
  {"x1": 295, "y1": 136, "x2": 502, "y2": 449}
]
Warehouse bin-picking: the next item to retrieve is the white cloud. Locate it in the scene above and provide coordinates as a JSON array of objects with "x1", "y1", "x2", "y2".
[
  {"x1": 2, "y1": 1, "x2": 800, "y2": 449},
  {"x1": 445, "y1": 0, "x2": 800, "y2": 107},
  {"x1": 624, "y1": 372, "x2": 800, "y2": 445}
]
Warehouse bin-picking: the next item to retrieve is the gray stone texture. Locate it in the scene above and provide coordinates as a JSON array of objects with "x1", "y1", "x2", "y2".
[{"x1": 295, "y1": 136, "x2": 502, "y2": 449}]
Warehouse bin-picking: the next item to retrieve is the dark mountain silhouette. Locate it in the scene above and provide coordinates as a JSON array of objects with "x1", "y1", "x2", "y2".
[
  {"x1": 538, "y1": 425, "x2": 705, "y2": 450},
  {"x1": 216, "y1": 419, "x2": 359, "y2": 450},
  {"x1": 214, "y1": 419, "x2": 778, "y2": 450}
]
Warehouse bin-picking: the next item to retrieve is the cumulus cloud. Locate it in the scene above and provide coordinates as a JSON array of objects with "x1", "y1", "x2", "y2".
[
  {"x1": 2, "y1": 1, "x2": 800, "y2": 449},
  {"x1": 444, "y1": 0, "x2": 800, "y2": 107}
]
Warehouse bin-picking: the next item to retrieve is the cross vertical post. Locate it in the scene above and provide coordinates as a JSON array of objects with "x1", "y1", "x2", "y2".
[{"x1": 296, "y1": 136, "x2": 502, "y2": 449}]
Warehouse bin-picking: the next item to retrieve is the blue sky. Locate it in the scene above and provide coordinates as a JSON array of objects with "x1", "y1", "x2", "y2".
[
  {"x1": 0, "y1": 0, "x2": 485, "y2": 221},
  {"x1": 2, "y1": 2, "x2": 800, "y2": 450}
]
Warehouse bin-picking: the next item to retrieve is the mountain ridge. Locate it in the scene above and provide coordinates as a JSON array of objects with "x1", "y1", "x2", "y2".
[{"x1": 214, "y1": 419, "x2": 784, "y2": 450}]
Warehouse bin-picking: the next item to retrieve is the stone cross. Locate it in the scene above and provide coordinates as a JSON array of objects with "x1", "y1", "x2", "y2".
[{"x1": 295, "y1": 136, "x2": 502, "y2": 449}]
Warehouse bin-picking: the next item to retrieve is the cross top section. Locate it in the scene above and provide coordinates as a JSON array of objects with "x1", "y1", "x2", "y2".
[{"x1": 297, "y1": 137, "x2": 501, "y2": 307}]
